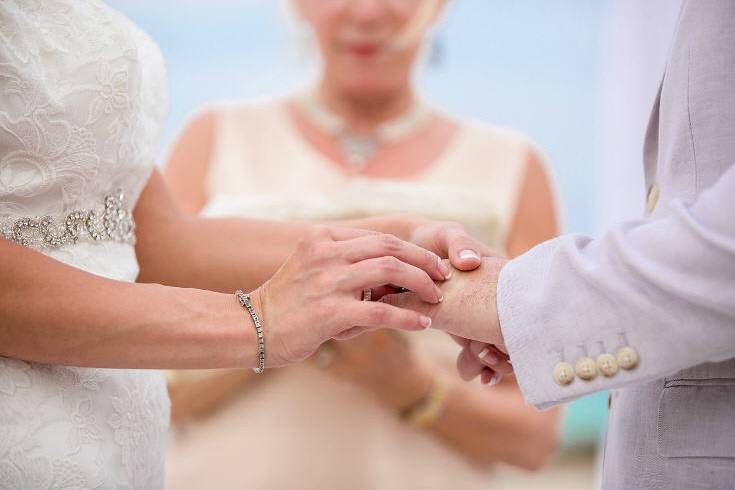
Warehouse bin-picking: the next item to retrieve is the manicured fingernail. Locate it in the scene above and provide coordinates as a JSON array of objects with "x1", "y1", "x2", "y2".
[
  {"x1": 434, "y1": 286, "x2": 444, "y2": 303},
  {"x1": 489, "y1": 373, "x2": 502, "y2": 386},
  {"x1": 459, "y1": 249, "x2": 480, "y2": 261},
  {"x1": 419, "y1": 315, "x2": 432, "y2": 328},
  {"x1": 478, "y1": 347, "x2": 490, "y2": 359},
  {"x1": 437, "y1": 257, "x2": 451, "y2": 279}
]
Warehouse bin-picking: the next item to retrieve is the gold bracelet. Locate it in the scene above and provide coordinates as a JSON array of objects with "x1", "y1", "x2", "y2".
[{"x1": 402, "y1": 376, "x2": 449, "y2": 429}]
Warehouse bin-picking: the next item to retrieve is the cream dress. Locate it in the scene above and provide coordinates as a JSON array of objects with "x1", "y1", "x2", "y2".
[{"x1": 164, "y1": 99, "x2": 539, "y2": 490}]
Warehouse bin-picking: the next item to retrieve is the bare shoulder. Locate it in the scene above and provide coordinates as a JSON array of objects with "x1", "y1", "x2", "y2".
[
  {"x1": 521, "y1": 142, "x2": 555, "y2": 196},
  {"x1": 453, "y1": 120, "x2": 541, "y2": 178},
  {"x1": 460, "y1": 119, "x2": 535, "y2": 150},
  {"x1": 505, "y1": 141, "x2": 559, "y2": 257},
  {"x1": 164, "y1": 98, "x2": 288, "y2": 213}
]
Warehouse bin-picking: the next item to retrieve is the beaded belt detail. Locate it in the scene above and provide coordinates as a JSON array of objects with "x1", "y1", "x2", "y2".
[{"x1": 1, "y1": 190, "x2": 135, "y2": 250}]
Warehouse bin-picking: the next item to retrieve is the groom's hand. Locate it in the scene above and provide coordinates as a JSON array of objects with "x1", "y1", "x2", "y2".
[
  {"x1": 456, "y1": 338, "x2": 513, "y2": 384},
  {"x1": 383, "y1": 257, "x2": 507, "y2": 344},
  {"x1": 381, "y1": 257, "x2": 514, "y2": 380}
]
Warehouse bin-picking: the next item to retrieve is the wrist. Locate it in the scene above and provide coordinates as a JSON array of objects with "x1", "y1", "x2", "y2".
[
  {"x1": 233, "y1": 288, "x2": 267, "y2": 371},
  {"x1": 385, "y1": 363, "x2": 435, "y2": 412},
  {"x1": 401, "y1": 373, "x2": 450, "y2": 429},
  {"x1": 247, "y1": 286, "x2": 267, "y2": 329},
  {"x1": 191, "y1": 289, "x2": 260, "y2": 369},
  {"x1": 491, "y1": 258, "x2": 509, "y2": 350}
]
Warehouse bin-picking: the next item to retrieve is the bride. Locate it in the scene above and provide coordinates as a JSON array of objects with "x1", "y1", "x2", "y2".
[{"x1": 0, "y1": 1, "x2": 489, "y2": 487}]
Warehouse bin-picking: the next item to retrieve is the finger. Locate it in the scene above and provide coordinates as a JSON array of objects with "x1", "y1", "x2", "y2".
[
  {"x1": 369, "y1": 285, "x2": 400, "y2": 301},
  {"x1": 297, "y1": 226, "x2": 374, "y2": 264},
  {"x1": 335, "y1": 302, "x2": 432, "y2": 336},
  {"x1": 304, "y1": 225, "x2": 377, "y2": 247},
  {"x1": 491, "y1": 360, "x2": 514, "y2": 376},
  {"x1": 332, "y1": 326, "x2": 370, "y2": 340},
  {"x1": 449, "y1": 334, "x2": 469, "y2": 349},
  {"x1": 471, "y1": 342, "x2": 514, "y2": 376},
  {"x1": 379, "y1": 291, "x2": 433, "y2": 317},
  {"x1": 341, "y1": 257, "x2": 443, "y2": 304},
  {"x1": 322, "y1": 225, "x2": 379, "y2": 241},
  {"x1": 481, "y1": 368, "x2": 501, "y2": 386},
  {"x1": 468, "y1": 341, "x2": 500, "y2": 363},
  {"x1": 339, "y1": 234, "x2": 448, "y2": 281},
  {"x1": 456, "y1": 346, "x2": 486, "y2": 381},
  {"x1": 442, "y1": 228, "x2": 494, "y2": 271}
]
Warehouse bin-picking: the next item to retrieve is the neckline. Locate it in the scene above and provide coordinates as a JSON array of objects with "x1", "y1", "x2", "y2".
[
  {"x1": 298, "y1": 91, "x2": 432, "y2": 141},
  {"x1": 276, "y1": 99, "x2": 470, "y2": 183}
]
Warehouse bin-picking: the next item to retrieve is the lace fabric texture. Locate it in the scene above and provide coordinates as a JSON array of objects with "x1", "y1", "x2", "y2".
[{"x1": 0, "y1": 1, "x2": 170, "y2": 488}]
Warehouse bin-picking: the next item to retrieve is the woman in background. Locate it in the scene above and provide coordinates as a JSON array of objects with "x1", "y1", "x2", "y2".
[{"x1": 165, "y1": 0, "x2": 561, "y2": 488}]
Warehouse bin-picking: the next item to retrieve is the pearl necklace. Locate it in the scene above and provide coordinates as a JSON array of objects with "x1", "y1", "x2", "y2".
[{"x1": 299, "y1": 90, "x2": 431, "y2": 171}]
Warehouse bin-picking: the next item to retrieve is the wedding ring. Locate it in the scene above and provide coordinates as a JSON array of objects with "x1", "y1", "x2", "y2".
[{"x1": 362, "y1": 288, "x2": 372, "y2": 302}]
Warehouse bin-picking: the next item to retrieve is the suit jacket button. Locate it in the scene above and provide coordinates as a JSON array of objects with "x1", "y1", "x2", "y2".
[
  {"x1": 646, "y1": 184, "x2": 660, "y2": 215},
  {"x1": 553, "y1": 362, "x2": 575, "y2": 386},
  {"x1": 596, "y1": 353, "x2": 619, "y2": 377},
  {"x1": 616, "y1": 346, "x2": 640, "y2": 370},
  {"x1": 575, "y1": 357, "x2": 598, "y2": 380}
]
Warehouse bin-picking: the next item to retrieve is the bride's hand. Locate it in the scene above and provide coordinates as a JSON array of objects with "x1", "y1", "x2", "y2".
[{"x1": 249, "y1": 225, "x2": 448, "y2": 367}]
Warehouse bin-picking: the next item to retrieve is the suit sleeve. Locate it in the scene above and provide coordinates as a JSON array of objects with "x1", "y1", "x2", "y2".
[{"x1": 498, "y1": 164, "x2": 735, "y2": 409}]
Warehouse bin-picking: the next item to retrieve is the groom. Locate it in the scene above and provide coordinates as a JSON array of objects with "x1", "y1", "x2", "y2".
[{"x1": 388, "y1": 2, "x2": 735, "y2": 488}]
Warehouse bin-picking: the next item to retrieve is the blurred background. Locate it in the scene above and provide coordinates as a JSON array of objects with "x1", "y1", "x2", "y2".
[{"x1": 110, "y1": 0, "x2": 681, "y2": 488}]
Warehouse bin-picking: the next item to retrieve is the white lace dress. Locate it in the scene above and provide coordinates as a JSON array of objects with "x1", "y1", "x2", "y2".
[{"x1": 0, "y1": 2, "x2": 170, "y2": 488}]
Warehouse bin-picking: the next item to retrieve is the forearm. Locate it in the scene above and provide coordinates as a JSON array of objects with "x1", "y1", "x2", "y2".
[
  {"x1": 136, "y1": 213, "x2": 421, "y2": 293},
  {"x1": 134, "y1": 172, "x2": 423, "y2": 292},
  {"x1": 0, "y1": 238, "x2": 257, "y2": 369},
  {"x1": 499, "y1": 165, "x2": 735, "y2": 408},
  {"x1": 428, "y1": 377, "x2": 559, "y2": 469},
  {"x1": 340, "y1": 213, "x2": 423, "y2": 240},
  {"x1": 168, "y1": 369, "x2": 255, "y2": 423},
  {"x1": 136, "y1": 211, "x2": 310, "y2": 292},
  {"x1": 381, "y1": 357, "x2": 558, "y2": 469}
]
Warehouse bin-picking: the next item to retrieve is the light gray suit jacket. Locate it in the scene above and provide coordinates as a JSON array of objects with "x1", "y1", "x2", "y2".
[{"x1": 497, "y1": 2, "x2": 735, "y2": 488}]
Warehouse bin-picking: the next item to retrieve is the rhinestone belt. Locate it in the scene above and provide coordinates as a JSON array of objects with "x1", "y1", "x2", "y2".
[{"x1": 1, "y1": 190, "x2": 135, "y2": 250}]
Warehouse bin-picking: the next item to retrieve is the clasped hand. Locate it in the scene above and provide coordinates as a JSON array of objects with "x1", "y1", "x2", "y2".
[
  {"x1": 252, "y1": 219, "x2": 512, "y2": 385},
  {"x1": 381, "y1": 257, "x2": 514, "y2": 385}
]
